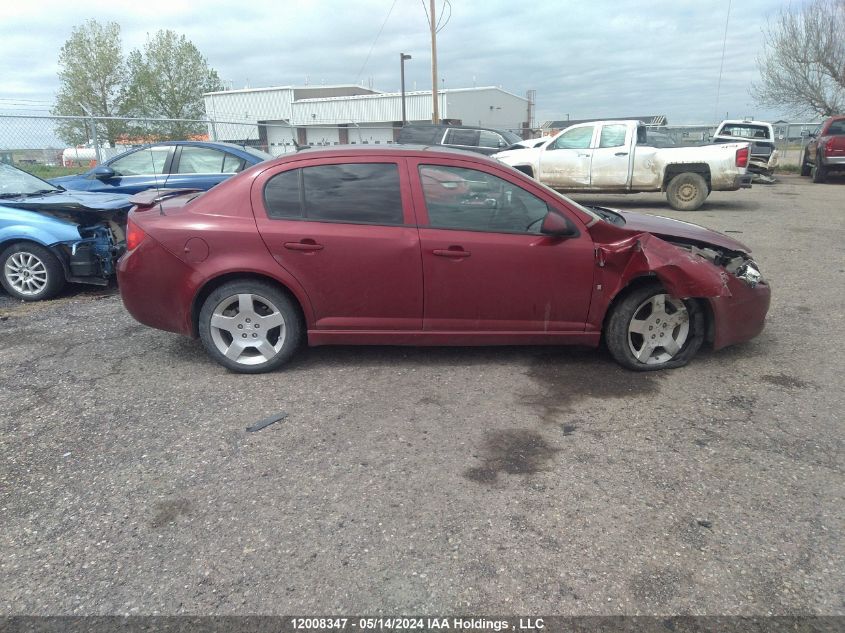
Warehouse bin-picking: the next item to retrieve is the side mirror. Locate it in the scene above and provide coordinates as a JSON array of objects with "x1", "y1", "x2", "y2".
[
  {"x1": 91, "y1": 165, "x2": 115, "y2": 180},
  {"x1": 540, "y1": 212, "x2": 576, "y2": 237}
]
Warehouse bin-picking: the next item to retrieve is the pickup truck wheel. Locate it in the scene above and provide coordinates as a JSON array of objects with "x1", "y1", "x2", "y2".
[
  {"x1": 666, "y1": 172, "x2": 709, "y2": 211},
  {"x1": 605, "y1": 283, "x2": 704, "y2": 371},
  {"x1": 0, "y1": 242, "x2": 65, "y2": 301},
  {"x1": 812, "y1": 155, "x2": 827, "y2": 183},
  {"x1": 800, "y1": 150, "x2": 812, "y2": 176},
  {"x1": 198, "y1": 280, "x2": 303, "y2": 374}
]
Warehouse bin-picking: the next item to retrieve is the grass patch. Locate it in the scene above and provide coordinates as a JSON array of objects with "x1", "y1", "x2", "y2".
[{"x1": 21, "y1": 165, "x2": 84, "y2": 179}]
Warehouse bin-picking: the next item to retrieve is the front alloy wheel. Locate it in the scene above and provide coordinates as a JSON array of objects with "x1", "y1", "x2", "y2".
[
  {"x1": 198, "y1": 281, "x2": 302, "y2": 373},
  {"x1": 605, "y1": 283, "x2": 704, "y2": 371},
  {"x1": 626, "y1": 294, "x2": 690, "y2": 364},
  {"x1": 0, "y1": 242, "x2": 65, "y2": 301}
]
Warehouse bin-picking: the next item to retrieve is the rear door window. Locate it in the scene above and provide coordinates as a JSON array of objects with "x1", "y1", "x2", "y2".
[
  {"x1": 176, "y1": 146, "x2": 240, "y2": 174},
  {"x1": 599, "y1": 124, "x2": 627, "y2": 148},
  {"x1": 443, "y1": 128, "x2": 481, "y2": 147},
  {"x1": 264, "y1": 163, "x2": 403, "y2": 225}
]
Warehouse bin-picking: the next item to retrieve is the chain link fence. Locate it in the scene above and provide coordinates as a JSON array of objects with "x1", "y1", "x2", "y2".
[{"x1": 0, "y1": 113, "x2": 822, "y2": 178}]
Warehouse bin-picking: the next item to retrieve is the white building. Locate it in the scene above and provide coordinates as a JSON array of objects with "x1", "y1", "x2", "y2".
[{"x1": 203, "y1": 84, "x2": 529, "y2": 155}]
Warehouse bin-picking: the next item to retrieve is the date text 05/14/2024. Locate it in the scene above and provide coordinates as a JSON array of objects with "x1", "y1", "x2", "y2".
[{"x1": 290, "y1": 617, "x2": 545, "y2": 631}]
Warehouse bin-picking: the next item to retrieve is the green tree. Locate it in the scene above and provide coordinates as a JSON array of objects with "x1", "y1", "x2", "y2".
[
  {"x1": 124, "y1": 30, "x2": 224, "y2": 139},
  {"x1": 752, "y1": 0, "x2": 845, "y2": 117},
  {"x1": 53, "y1": 20, "x2": 128, "y2": 145}
]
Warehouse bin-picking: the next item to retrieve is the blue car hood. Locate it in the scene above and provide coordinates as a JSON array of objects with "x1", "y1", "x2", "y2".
[{"x1": 4, "y1": 190, "x2": 133, "y2": 213}]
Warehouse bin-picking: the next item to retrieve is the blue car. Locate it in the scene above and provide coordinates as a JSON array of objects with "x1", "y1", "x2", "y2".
[
  {"x1": 50, "y1": 141, "x2": 272, "y2": 194},
  {"x1": 0, "y1": 163, "x2": 133, "y2": 301}
]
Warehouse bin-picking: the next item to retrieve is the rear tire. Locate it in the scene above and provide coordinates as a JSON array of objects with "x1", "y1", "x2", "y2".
[
  {"x1": 666, "y1": 172, "x2": 709, "y2": 211},
  {"x1": 0, "y1": 242, "x2": 65, "y2": 301},
  {"x1": 812, "y1": 155, "x2": 827, "y2": 183},
  {"x1": 605, "y1": 283, "x2": 704, "y2": 371},
  {"x1": 800, "y1": 150, "x2": 812, "y2": 176},
  {"x1": 198, "y1": 280, "x2": 303, "y2": 373}
]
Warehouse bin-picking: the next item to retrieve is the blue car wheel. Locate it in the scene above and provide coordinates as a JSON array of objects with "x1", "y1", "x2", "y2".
[{"x1": 0, "y1": 242, "x2": 65, "y2": 301}]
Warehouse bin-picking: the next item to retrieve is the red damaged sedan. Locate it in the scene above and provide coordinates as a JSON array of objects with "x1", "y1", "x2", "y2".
[{"x1": 117, "y1": 146, "x2": 770, "y2": 373}]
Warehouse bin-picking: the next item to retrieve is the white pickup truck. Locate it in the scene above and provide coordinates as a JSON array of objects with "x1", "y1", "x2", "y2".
[{"x1": 493, "y1": 120, "x2": 752, "y2": 210}]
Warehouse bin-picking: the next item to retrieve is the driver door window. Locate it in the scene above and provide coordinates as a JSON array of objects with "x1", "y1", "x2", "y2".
[
  {"x1": 109, "y1": 147, "x2": 170, "y2": 176},
  {"x1": 419, "y1": 165, "x2": 547, "y2": 234},
  {"x1": 549, "y1": 126, "x2": 595, "y2": 150}
]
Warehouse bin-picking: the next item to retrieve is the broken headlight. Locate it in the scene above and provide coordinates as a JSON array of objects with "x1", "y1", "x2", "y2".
[{"x1": 734, "y1": 261, "x2": 762, "y2": 288}]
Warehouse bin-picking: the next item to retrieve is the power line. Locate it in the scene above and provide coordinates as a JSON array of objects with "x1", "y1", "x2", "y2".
[
  {"x1": 714, "y1": 0, "x2": 732, "y2": 120},
  {"x1": 356, "y1": 0, "x2": 399, "y2": 83}
]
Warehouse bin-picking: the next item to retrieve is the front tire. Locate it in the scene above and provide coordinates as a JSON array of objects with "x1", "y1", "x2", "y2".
[
  {"x1": 800, "y1": 150, "x2": 812, "y2": 176},
  {"x1": 666, "y1": 172, "x2": 709, "y2": 211},
  {"x1": 605, "y1": 283, "x2": 704, "y2": 371},
  {"x1": 198, "y1": 280, "x2": 303, "y2": 373},
  {"x1": 0, "y1": 242, "x2": 65, "y2": 301}
]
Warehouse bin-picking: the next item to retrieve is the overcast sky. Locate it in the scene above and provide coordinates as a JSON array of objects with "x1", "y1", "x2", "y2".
[{"x1": 0, "y1": 0, "x2": 806, "y2": 126}]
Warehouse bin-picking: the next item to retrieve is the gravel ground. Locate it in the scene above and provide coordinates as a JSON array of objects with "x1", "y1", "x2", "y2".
[{"x1": 0, "y1": 174, "x2": 843, "y2": 615}]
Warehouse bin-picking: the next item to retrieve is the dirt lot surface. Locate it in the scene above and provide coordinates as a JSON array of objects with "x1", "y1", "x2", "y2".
[{"x1": 1, "y1": 174, "x2": 843, "y2": 615}]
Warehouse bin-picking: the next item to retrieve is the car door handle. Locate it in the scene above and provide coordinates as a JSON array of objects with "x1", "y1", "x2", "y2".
[
  {"x1": 284, "y1": 241, "x2": 324, "y2": 252},
  {"x1": 433, "y1": 248, "x2": 471, "y2": 258},
  {"x1": 615, "y1": 152, "x2": 629, "y2": 156},
  {"x1": 577, "y1": 153, "x2": 592, "y2": 158}
]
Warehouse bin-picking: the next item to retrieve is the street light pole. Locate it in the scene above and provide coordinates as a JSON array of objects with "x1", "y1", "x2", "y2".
[
  {"x1": 400, "y1": 53, "x2": 412, "y2": 126},
  {"x1": 430, "y1": 0, "x2": 439, "y2": 124}
]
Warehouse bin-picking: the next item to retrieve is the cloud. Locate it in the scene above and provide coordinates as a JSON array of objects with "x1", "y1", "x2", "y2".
[{"x1": 0, "y1": 0, "x2": 805, "y2": 124}]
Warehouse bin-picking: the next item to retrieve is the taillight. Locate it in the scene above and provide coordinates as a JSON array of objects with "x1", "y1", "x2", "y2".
[
  {"x1": 821, "y1": 139, "x2": 831, "y2": 155},
  {"x1": 125, "y1": 218, "x2": 147, "y2": 251},
  {"x1": 736, "y1": 146, "x2": 749, "y2": 168}
]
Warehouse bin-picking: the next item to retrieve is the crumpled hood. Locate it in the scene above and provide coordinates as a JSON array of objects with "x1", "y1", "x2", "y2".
[
  {"x1": 616, "y1": 210, "x2": 751, "y2": 253},
  {"x1": 5, "y1": 190, "x2": 133, "y2": 213}
]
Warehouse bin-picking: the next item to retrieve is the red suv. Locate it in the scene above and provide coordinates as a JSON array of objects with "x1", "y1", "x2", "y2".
[
  {"x1": 118, "y1": 146, "x2": 770, "y2": 373},
  {"x1": 801, "y1": 115, "x2": 845, "y2": 182}
]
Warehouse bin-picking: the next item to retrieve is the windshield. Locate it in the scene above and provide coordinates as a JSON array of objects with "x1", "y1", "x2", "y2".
[
  {"x1": 527, "y1": 177, "x2": 602, "y2": 223},
  {"x1": 718, "y1": 123, "x2": 772, "y2": 140},
  {"x1": 0, "y1": 163, "x2": 62, "y2": 198},
  {"x1": 502, "y1": 130, "x2": 523, "y2": 145}
]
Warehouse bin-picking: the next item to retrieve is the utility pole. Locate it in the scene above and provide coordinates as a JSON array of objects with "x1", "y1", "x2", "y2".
[
  {"x1": 430, "y1": 0, "x2": 439, "y2": 124},
  {"x1": 400, "y1": 53, "x2": 412, "y2": 126}
]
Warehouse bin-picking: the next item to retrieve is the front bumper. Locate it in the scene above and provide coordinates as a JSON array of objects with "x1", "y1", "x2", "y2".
[{"x1": 707, "y1": 275, "x2": 771, "y2": 350}]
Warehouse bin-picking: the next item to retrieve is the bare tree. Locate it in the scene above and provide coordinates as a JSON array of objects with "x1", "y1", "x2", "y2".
[{"x1": 752, "y1": 0, "x2": 845, "y2": 117}]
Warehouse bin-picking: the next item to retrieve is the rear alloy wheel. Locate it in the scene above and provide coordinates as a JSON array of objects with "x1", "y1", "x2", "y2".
[
  {"x1": 605, "y1": 284, "x2": 704, "y2": 371},
  {"x1": 666, "y1": 172, "x2": 709, "y2": 211},
  {"x1": 800, "y1": 150, "x2": 812, "y2": 177},
  {"x1": 0, "y1": 242, "x2": 65, "y2": 301},
  {"x1": 198, "y1": 281, "x2": 302, "y2": 373}
]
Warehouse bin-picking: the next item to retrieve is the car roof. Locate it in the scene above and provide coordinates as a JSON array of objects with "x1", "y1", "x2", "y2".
[
  {"x1": 401, "y1": 123, "x2": 508, "y2": 132},
  {"x1": 105, "y1": 141, "x2": 269, "y2": 163},
  {"x1": 276, "y1": 144, "x2": 503, "y2": 163}
]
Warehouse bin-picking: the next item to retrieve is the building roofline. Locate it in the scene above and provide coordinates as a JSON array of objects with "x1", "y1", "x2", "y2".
[{"x1": 204, "y1": 84, "x2": 382, "y2": 97}]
